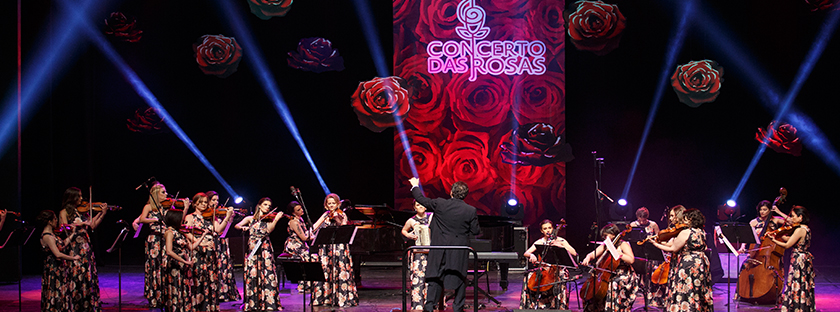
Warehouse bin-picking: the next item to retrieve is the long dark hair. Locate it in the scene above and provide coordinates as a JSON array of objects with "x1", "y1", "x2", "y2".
[
  {"x1": 61, "y1": 187, "x2": 82, "y2": 217},
  {"x1": 791, "y1": 206, "x2": 810, "y2": 225}
]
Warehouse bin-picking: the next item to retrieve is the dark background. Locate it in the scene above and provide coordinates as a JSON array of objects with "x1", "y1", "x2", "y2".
[{"x1": 1, "y1": 0, "x2": 838, "y2": 276}]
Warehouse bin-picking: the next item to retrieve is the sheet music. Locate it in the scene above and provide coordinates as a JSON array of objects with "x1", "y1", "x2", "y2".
[
  {"x1": 715, "y1": 225, "x2": 740, "y2": 256},
  {"x1": 604, "y1": 236, "x2": 621, "y2": 260}
]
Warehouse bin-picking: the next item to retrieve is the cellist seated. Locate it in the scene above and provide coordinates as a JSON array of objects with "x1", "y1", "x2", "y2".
[
  {"x1": 580, "y1": 223, "x2": 639, "y2": 312},
  {"x1": 520, "y1": 219, "x2": 577, "y2": 310}
]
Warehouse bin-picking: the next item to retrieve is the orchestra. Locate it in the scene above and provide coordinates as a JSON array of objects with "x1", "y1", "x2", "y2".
[{"x1": 16, "y1": 181, "x2": 817, "y2": 312}]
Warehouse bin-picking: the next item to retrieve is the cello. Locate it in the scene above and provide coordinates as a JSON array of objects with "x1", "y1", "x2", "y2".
[
  {"x1": 526, "y1": 219, "x2": 567, "y2": 292},
  {"x1": 580, "y1": 224, "x2": 632, "y2": 304},
  {"x1": 737, "y1": 187, "x2": 787, "y2": 304}
]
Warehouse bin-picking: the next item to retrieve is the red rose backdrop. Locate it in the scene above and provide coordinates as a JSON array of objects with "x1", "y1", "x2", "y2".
[{"x1": 392, "y1": 0, "x2": 570, "y2": 225}]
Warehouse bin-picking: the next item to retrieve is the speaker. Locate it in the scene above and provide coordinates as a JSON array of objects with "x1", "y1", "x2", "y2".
[{"x1": 513, "y1": 227, "x2": 528, "y2": 269}]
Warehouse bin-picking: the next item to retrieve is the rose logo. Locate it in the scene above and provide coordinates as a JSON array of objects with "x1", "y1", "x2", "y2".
[
  {"x1": 567, "y1": 0, "x2": 626, "y2": 56},
  {"x1": 104, "y1": 12, "x2": 142, "y2": 43},
  {"x1": 287, "y1": 37, "x2": 345, "y2": 73},
  {"x1": 670, "y1": 59, "x2": 724, "y2": 107},
  {"x1": 351, "y1": 76, "x2": 412, "y2": 132},
  {"x1": 756, "y1": 121, "x2": 803, "y2": 156},
  {"x1": 193, "y1": 34, "x2": 243, "y2": 78},
  {"x1": 247, "y1": 0, "x2": 294, "y2": 20},
  {"x1": 127, "y1": 107, "x2": 166, "y2": 134},
  {"x1": 499, "y1": 122, "x2": 573, "y2": 166}
]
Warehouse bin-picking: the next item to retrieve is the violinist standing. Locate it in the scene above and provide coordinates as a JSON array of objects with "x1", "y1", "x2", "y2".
[
  {"x1": 410, "y1": 177, "x2": 480, "y2": 312},
  {"x1": 310, "y1": 193, "x2": 359, "y2": 307},
  {"x1": 520, "y1": 219, "x2": 577, "y2": 310},
  {"x1": 137, "y1": 182, "x2": 170, "y2": 308},
  {"x1": 769, "y1": 206, "x2": 815, "y2": 312},
  {"x1": 401, "y1": 200, "x2": 433, "y2": 310},
  {"x1": 163, "y1": 208, "x2": 207, "y2": 312},
  {"x1": 37, "y1": 209, "x2": 80, "y2": 312},
  {"x1": 235, "y1": 197, "x2": 285, "y2": 311},
  {"x1": 581, "y1": 223, "x2": 639, "y2": 312},
  {"x1": 58, "y1": 187, "x2": 106, "y2": 311},
  {"x1": 649, "y1": 208, "x2": 713, "y2": 312},
  {"x1": 284, "y1": 200, "x2": 313, "y2": 294},
  {"x1": 185, "y1": 192, "x2": 232, "y2": 311},
  {"x1": 206, "y1": 191, "x2": 241, "y2": 302}
]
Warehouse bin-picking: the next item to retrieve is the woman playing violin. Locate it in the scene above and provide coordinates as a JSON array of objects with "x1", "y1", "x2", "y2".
[
  {"x1": 401, "y1": 200, "x2": 432, "y2": 310},
  {"x1": 310, "y1": 193, "x2": 359, "y2": 307},
  {"x1": 136, "y1": 182, "x2": 174, "y2": 308},
  {"x1": 235, "y1": 197, "x2": 285, "y2": 310},
  {"x1": 520, "y1": 219, "x2": 577, "y2": 310},
  {"x1": 768, "y1": 206, "x2": 814, "y2": 312},
  {"x1": 581, "y1": 223, "x2": 638, "y2": 312},
  {"x1": 205, "y1": 190, "x2": 241, "y2": 302},
  {"x1": 649, "y1": 208, "x2": 713, "y2": 312},
  {"x1": 183, "y1": 192, "x2": 226, "y2": 311},
  {"x1": 163, "y1": 208, "x2": 207, "y2": 312},
  {"x1": 284, "y1": 201, "x2": 313, "y2": 294},
  {"x1": 57, "y1": 187, "x2": 104, "y2": 311},
  {"x1": 37, "y1": 209, "x2": 80, "y2": 311}
]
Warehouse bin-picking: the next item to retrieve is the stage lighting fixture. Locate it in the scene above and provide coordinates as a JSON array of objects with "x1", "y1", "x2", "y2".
[
  {"x1": 609, "y1": 201, "x2": 633, "y2": 221},
  {"x1": 234, "y1": 196, "x2": 244, "y2": 204},
  {"x1": 507, "y1": 198, "x2": 518, "y2": 206},
  {"x1": 503, "y1": 198, "x2": 523, "y2": 216},
  {"x1": 618, "y1": 198, "x2": 628, "y2": 206},
  {"x1": 726, "y1": 199, "x2": 737, "y2": 208}
]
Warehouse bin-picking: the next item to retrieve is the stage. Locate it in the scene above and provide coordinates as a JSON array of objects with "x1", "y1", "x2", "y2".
[{"x1": 2, "y1": 265, "x2": 839, "y2": 311}]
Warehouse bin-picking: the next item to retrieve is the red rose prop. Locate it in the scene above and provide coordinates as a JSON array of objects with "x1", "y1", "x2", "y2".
[
  {"x1": 511, "y1": 71, "x2": 565, "y2": 126},
  {"x1": 351, "y1": 76, "x2": 412, "y2": 132},
  {"x1": 397, "y1": 54, "x2": 450, "y2": 133},
  {"x1": 670, "y1": 60, "x2": 724, "y2": 107},
  {"x1": 756, "y1": 121, "x2": 803, "y2": 156},
  {"x1": 567, "y1": 0, "x2": 626, "y2": 56},
  {"x1": 446, "y1": 74, "x2": 512, "y2": 130},
  {"x1": 247, "y1": 0, "x2": 293, "y2": 20},
  {"x1": 127, "y1": 107, "x2": 166, "y2": 134},
  {"x1": 415, "y1": 0, "x2": 461, "y2": 43},
  {"x1": 104, "y1": 12, "x2": 142, "y2": 43},
  {"x1": 287, "y1": 37, "x2": 345, "y2": 73},
  {"x1": 395, "y1": 130, "x2": 444, "y2": 185},
  {"x1": 193, "y1": 34, "x2": 243, "y2": 78},
  {"x1": 804, "y1": 0, "x2": 838, "y2": 11},
  {"x1": 499, "y1": 122, "x2": 573, "y2": 166},
  {"x1": 526, "y1": 0, "x2": 566, "y2": 55},
  {"x1": 478, "y1": 0, "x2": 530, "y2": 19},
  {"x1": 439, "y1": 131, "x2": 498, "y2": 198}
]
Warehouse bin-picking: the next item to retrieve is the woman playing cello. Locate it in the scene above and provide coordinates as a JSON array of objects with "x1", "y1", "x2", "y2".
[
  {"x1": 519, "y1": 219, "x2": 577, "y2": 310},
  {"x1": 768, "y1": 206, "x2": 815, "y2": 312},
  {"x1": 581, "y1": 223, "x2": 639, "y2": 312}
]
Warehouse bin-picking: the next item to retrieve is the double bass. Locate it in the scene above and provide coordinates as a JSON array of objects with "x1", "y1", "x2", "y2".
[
  {"x1": 580, "y1": 224, "x2": 632, "y2": 303},
  {"x1": 737, "y1": 188, "x2": 787, "y2": 304}
]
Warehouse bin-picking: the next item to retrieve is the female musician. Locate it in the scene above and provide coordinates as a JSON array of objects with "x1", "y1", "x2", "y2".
[
  {"x1": 284, "y1": 200, "x2": 313, "y2": 293},
  {"x1": 750, "y1": 200, "x2": 787, "y2": 233},
  {"x1": 37, "y1": 210, "x2": 79, "y2": 312},
  {"x1": 769, "y1": 206, "x2": 814, "y2": 312},
  {"x1": 650, "y1": 208, "x2": 713, "y2": 311},
  {"x1": 647, "y1": 205, "x2": 687, "y2": 306},
  {"x1": 206, "y1": 191, "x2": 241, "y2": 302},
  {"x1": 630, "y1": 207, "x2": 660, "y2": 236},
  {"x1": 401, "y1": 200, "x2": 432, "y2": 310},
  {"x1": 58, "y1": 187, "x2": 105, "y2": 311},
  {"x1": 163, "y1": 208, "x2": 207, "y2": 312},
  {"x1": 184, "y1": 192, "x2": 229, "y2": 311},
  {"x1": 310, "y1": 193, "x2": 359, "y2": 307},
  {"x1": 581, "y1": 223, "x2": 638, "y2": 312},
  {"x1": 520, "y1": 219, "x2": 577, "y2": 310},
  {"x1": 235, "y1": 197, "x2": 285, "y2": 311},
  {"x1": 137, "y1": 182, "x2": 170, "y2": 308}
]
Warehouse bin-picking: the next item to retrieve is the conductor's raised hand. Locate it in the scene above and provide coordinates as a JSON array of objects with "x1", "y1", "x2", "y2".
[{"x1": 409, "y1": 177, "x2": 420, "y2": 188}]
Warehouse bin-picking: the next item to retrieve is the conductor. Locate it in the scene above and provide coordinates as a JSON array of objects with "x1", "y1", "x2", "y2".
[{"x1": 409, "y1": 177, "x2": 480, "y2": 312}]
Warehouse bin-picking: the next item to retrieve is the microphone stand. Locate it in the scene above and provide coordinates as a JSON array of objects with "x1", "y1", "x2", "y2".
[{"x1": 291, "y1": 188, "x2": 315, "y2": 249}]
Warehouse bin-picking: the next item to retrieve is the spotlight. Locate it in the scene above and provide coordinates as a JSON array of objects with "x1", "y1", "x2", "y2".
[
  {"x1": 618, "y1": 199, "x2": 628, "y2": 206},
  {"x1": 502, "y1": 197, "x2": 523, "y2": 218},
  {"x1": 609, "y1": 200, "x2": 632, "y2": 221},
  {"x1": 234, "y1": 196, "x2": 244, "y2": 204},
  {"x1": 507, "y1": 198, "x2": 518, "y2": 206},
  {"x1": 726, "y1": 199, "x2": 737, "y2": 208}
]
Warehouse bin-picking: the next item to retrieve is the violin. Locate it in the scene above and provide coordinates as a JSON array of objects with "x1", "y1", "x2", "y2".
[
  {"x1": 763, "y1": 222, "x2": 801, "y2": 240},
  {"x1": 179, "y1": 226, "x2": 206, "y2": 235},
  {"x1": 261, "y1": 211, "x2": 284, "y2": 221},
  {"x1": 1, "y1": 209, "x2": 21, "y2": 220},
  {"x1": 77, "y1": 201, "x2": 122, "y2": 213},
  {"x1": 527, "y1": 219, "x2": 567, "y2": 292},
  {"x1": 53, "y1": 224, "x2": 74, "y2": 235},
  {"x1": 328, "y1": 209, "x2": 344, "y2": 221},
  {"x1": 201, "y1": 207, "x2": 247, "y2": 219},
  {"x1": 159, "y1": 198, "x2": 188, "y2": 210},
  {"x1": 637, "y1": 223, "x2": 689, "y2": 245}
]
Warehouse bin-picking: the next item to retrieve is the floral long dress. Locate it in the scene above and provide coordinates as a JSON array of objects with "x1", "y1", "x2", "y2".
[
  {"x1": 191, "y1": 216, "x2": 219, "y2": 311},
  {"x1": 519, "y1": 266, "x2": 570, "y2": 309},
  {"x1": 217, "y1": 231, "x2": 241, "y2": 301},
  {"x1": 145, "y1": 208, "x2": 167, "y2": 307},
  {"x1": 408, "y1": 214, "x2": 430, "y2": 310},
  {"x1": 284, "y1": 217, "x2": 311, "y2": 293},
  {"x1": 665, "y1": 228, "x2": 714, "y2": 312},
  {"x1": 41, "y1": 232, "x2": 72, "y2": 312},
  {"x1": 604, "y1": 264, "x2": 639, "y2": 312},
  {"x1": 67, "y1": 212, "x2": 101, "y2": 311},
  {"x1": 311, "y1": 219, "x2": 358, "y2": 307},
  {"x1": 781, "y1": 226, "x2": 815, "y2": 312},
  {"x1": 244, "y1": 219, "x2": 282, "y2": 310},
  {"x1": 164, "y1": 229, "x2": 193, "y2": 312}
]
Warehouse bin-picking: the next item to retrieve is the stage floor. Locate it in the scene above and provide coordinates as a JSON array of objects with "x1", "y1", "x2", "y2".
[{"x1": 2, "y1": 265, "x2": 840, "y2": 311}]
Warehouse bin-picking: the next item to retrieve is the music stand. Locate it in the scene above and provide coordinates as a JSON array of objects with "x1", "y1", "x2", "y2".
[
  {"x1": 630, "y1": 240, "x2": 666, "y2": 311},
  {"x1": 718, "y1": 222, "x2": 755, "y2": 311},
  {"x1": 533, "y1": 244, "x2": 577, "y2": 270},
  {"x1": 279, "y1": 261, "x2": 325, "y2": 312},
  {"x1": 106, "y1": 227, "x2": 132, "y2": 312},
  {"x1": 0, "y1": 226, "x2": 36, "y2": 312},
  {"x1": 311, "y1": 225, "x2": 357, "y2": 306}
]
